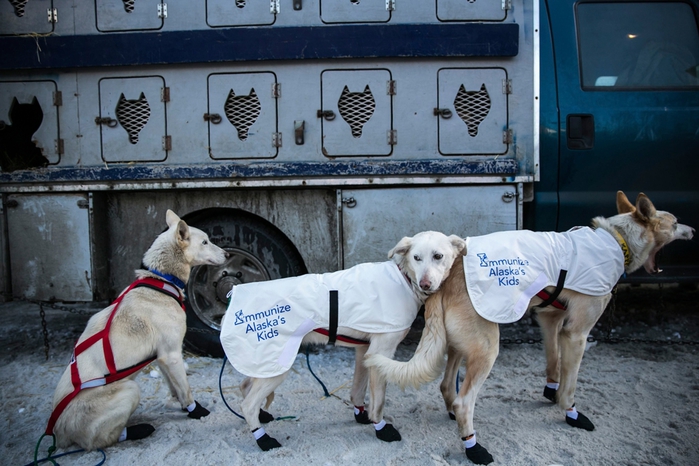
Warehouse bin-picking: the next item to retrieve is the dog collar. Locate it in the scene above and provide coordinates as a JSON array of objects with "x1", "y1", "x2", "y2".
[
  {"x1": 148, "y1": 268, "x2": 186, "y2": 290},
  {"x1": 611, "y1": 229, "x2": 631, "y2": 267}
]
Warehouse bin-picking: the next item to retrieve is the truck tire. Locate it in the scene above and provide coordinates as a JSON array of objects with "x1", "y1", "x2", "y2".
[{"x1": 182, "y1": 209, "x2": 307, "y2": 357}]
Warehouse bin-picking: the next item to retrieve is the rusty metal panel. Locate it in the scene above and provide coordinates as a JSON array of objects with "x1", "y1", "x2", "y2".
[
  {"x1": 341, "y1": 185, "x2": 518, "y2": 267},
  {"x1": 6, "y1": 193, "x2": 93, "y2": 301}
]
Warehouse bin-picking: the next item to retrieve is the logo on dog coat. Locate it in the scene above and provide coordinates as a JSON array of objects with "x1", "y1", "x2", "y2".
[
  {"x1": 234, "y1": 304, "x2": 292, "y2": 341},
  {"x1": 475, "y1": 252, "x2": 530, "y2": 286}
]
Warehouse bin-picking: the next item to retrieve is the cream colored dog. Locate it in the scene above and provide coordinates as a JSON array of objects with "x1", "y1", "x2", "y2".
[
  {"x1": 47, "y1": 210, "x2": 228, "y2": 450},
  {"x1": 230, "y1": 231, "x2": 467, "y2": 451},
  {"x1": 366, "y1": 192, "x2": 694, "y2": 464}
]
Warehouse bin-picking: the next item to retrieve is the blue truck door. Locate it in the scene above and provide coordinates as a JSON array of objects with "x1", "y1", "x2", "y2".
[{"x1": 544, "y1": 0, "x2": 699, "y2": 280}]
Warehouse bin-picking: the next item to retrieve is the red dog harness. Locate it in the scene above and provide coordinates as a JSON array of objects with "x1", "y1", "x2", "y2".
[{"x1": 45, "y1": 277, "x2": 184, "y2": 436}]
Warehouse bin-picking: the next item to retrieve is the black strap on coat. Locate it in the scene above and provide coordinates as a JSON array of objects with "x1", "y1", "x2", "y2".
[
  {"x1": 536, "y1": 270, "x2": 568, "y2": 309},
  {"x1": 328, "y1": 290, "x2": 339, "y2": 345}
]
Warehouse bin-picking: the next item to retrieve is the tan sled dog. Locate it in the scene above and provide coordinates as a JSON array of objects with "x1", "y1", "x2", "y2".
[
  {"x1": 47, "y1": 210, "x2": 228, "y2": 450},
  {"x1": 223, "y1": 231, "x2": 466, "y2": 451},
  {"x1": 366, "y1": 192, "x2": 694, "y2": 464}
]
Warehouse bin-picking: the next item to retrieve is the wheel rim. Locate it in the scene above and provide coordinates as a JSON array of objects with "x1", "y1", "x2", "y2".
[{"x1": 187, "y1": 247, "x2": 270, "y2": 330}]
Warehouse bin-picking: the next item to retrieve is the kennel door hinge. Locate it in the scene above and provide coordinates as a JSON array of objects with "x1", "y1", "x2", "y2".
[
  {"x1": 503, "y1": 129, "x2": 514, "y2": 144},
  {"x1": 272, "y1": 132, "x2": 282, "y2": 148},
  {"x1": 163, "y1": 135, "x2": 172, "y2": 151},
  {"x1": 272, "y1": 82, "x2": 282, "y2": 99},
  {"x1": 53, "y1": 91, "x2": 62, "y2": 107},
  {"x1": 270, "y1": 0, "x2": 280, "y2": 14},
  {"x1": 387, "y1": 80, "x2": 397, "y2": 96},
  {"x1": 158, "y1": 3, "x2": 168, "y2": 19},
  {"x1": 386, "y1": 0, "x2": 396, "y2": 12},
  {"x1": 387, "y1": 129, "x2": 397, "y2": 146},
  {"x1": 47, "y1": 8, "x2": 57, "y2": 23},
  {"x1": 502, "y1": 79, "x2": 512, "y2": 95},
  {"x1": 502, "y1": 0, "x2": 512, "y2": 10},
  {"x1": 55, "y1": 138, "x2": 64, "y2": 155},
  {"x1": 161, "y1": 87, "x2": 170, "y2": 103}
]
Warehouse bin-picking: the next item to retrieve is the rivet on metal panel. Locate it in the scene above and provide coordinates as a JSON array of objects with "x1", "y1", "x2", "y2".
[
  {"x1": 293, "y1": 0, "x2": 302, "y2": 10},
  {"x1": 294, "y1": 120, "x2": 305, "y2": 145},
  {"x1": 204, "y1": 113, "x2": 222, "y2": 124},
  {"x1": 317, "y1": 110, "x2": 336, "y2": 121}
]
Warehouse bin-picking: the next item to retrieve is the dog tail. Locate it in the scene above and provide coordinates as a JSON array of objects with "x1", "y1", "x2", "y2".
[{"x1": 364, "y1": 293, "x2": 448, "y2": 389}]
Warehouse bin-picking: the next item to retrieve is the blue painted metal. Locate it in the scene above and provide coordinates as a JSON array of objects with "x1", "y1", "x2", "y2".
[
  {"x1": 0, "y1": 23, "x2": 519, "y2": 71},
  {"x1": 0, "y1": 159, "x2": 518, "y2": 184}
]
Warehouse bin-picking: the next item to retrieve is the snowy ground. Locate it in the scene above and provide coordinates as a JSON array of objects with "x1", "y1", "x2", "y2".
[{"x1": 1, "y1": 284, "x2": 698, "y2": 465}]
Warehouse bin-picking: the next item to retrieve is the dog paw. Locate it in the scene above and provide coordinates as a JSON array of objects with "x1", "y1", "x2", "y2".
[
  {"x1": 354, "y1": 410, "x2": 371, "y2": 424},
  {"x1": 186, "y1": 401, "x2": 210, "y2": 419},
  {"x1": 465, "y1": 442, "x2": 494, "y2": 465},
  {"x1": 259, "y1": 409, "x2": 274, "y2": 424},
  {"x1": 375, "y1": 423, "x2": 402, "y2": 442},
  {"x1": 566, "y1": 411, "x2": 595, "y2": 431},
  {"x1": 125, "y1": 424, "x2": 155, "y2": 441},
  {"x1": 257, "y1": 433, "x2": 282, "y2": 451},
  {"x1": 543, "y1": 386, "x2": 557, "y2": 403}
]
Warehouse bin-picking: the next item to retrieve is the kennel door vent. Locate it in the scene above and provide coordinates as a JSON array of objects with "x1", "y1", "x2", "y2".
[
  {"x1": 0, "y1": 80, "x2": 61, "y2": 167},
  {"x1": 437, "y1": 68, "x2": 508, "y2": 155},
  {"x1": 320, "y1": 69, "x2": 393, "y2": 157},
  {"x1": 208, "y1": 72, "x2": 278, "y2": 159},
  {"x1": 98, "y1": 76, "x2": 168, "y2": 162},
  {"x1": 0, "y1": 0, "x2": 54, "y2": 35}
]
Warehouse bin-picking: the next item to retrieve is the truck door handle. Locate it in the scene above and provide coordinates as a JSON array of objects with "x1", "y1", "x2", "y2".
[{"x1": 566, "y1": 114, "x2": 595, "y2": 150}]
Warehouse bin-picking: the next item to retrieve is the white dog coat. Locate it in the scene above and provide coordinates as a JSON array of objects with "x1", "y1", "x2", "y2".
[
  {"x1": 220, "y1": 261, "x2": 421, "y2": 378},
  {"x1": 464, "y1": 227, "x2": 625, "y2": 324}
]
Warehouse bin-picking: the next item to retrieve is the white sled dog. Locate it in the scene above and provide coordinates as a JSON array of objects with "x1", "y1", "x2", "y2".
[
  {"x1": 365, "y1": 192, "x2": 695, "y2": 464},
  {"x1": 220, "y1": 231, "x2": 466, "y2": 451},
  {"x1": 47, "y1": 210, "x2": 228, "y2": 450}
]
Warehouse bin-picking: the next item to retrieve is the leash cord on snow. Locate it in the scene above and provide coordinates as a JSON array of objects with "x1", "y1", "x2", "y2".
[
  {"x1": 219, "y1": 356, "x2": 246, "y2": 420},
  {"x1": 218, "y1": 356, "x2": 296, "y2": 422},
  {"x1": 29, "y1": 435, "x2": 105, "y2": 466},
  {"x1": 305, "y1": 346, "x2": 331, "y2": 397}
]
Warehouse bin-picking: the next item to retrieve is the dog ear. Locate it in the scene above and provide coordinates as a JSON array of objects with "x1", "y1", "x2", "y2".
[
  {"x1": 633, "y1": 193, "x2": 657, "y2": 223},
  {"x1": 388, "y1": 236, "x2": 412, "y2": 259},
  {"x1": 176, "y1": 219, "x2": 190, "y2": 244},
  {"x1": 166, "y1": 209, "x2": 181, "y2": 228},
  {"x1": 448, "y1": 235, "x2": 467, "y2": 255},
  {"x1": 616, "y1": 191, "x2": 635, "y2": 214}
]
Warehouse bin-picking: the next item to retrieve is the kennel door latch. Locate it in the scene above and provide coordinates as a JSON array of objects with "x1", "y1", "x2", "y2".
[{"x1": 433, "y1": 108, "x2": 453, "y2": 119}]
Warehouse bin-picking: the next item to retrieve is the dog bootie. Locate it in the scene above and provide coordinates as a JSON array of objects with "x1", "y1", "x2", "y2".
[
  {"x1": 354, "y1": 406, "x2": 371, "y2": 424},
  {"x1": 125, "y1": 424, "x2": 155, "y2": 441},
  {"x1": 465, "y1": 443, "x2": 494, "y2": 465},
  {"x1": 253, "y1": 427, "x2": 282, "y2": 451},
  {"x1": 374, "y1": 420, "x2": 401, "y2": 442},
  {"x1": 565, "y1": 407, "x2": 595, "y2": 431},
  {"x1": 184, "y1": 400, "x2": 210, "y2": 419},
  {"x1": 543, "y1": 385, "x2": 558, "y2": 402},
  {"x1": 259, "y1": 409, "x2": 274, "y2": 424}
]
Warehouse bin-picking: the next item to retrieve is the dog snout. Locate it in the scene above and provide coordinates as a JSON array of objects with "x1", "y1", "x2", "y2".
[{"x1": 419, "y1": 277, "x2": 432, "y2": 291}]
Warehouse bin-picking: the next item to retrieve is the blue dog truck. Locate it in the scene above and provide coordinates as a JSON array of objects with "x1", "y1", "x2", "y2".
[{"x1": 0, "y1": 0, "x2": 697, "y2": 356}]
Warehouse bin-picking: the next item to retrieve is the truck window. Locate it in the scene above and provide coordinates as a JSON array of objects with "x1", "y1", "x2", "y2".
[{"x1": 576, "y1": 2, "x2": 699, "y2": 89}]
